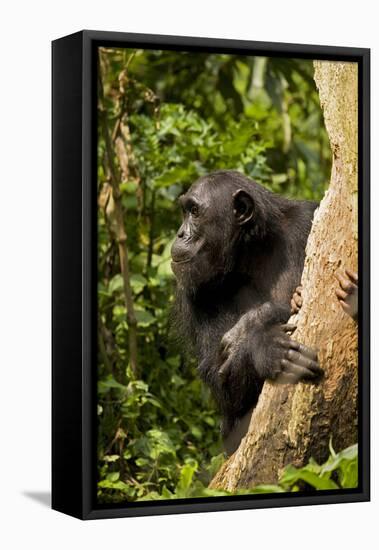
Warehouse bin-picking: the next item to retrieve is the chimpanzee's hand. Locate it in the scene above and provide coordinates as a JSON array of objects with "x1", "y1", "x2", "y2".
[
  {"x1": 335, "y1": 269, "x2": 358, "y2": 321},
  {"x1": 272, "y1": 327, "x2": 322, "y2": 384},
  {"x1": 291, "y1": 286, "x2": 303, "y2": 314},
  {"x1": 218, "y1": 320, "x2": 322, "y2": 386}
]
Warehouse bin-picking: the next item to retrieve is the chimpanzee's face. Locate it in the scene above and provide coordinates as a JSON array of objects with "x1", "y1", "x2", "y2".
[{"x1": 171, "y1": 175, "x2": 254, "y2": 290}]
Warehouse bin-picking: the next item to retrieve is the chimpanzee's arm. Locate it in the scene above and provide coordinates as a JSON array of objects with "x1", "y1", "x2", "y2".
[
  {"x1": 219, "y1": 301, "x2": 321, "y2": 381},
  {"x1": 199, "y1": 301, "x2": 321, "y2": 438}
]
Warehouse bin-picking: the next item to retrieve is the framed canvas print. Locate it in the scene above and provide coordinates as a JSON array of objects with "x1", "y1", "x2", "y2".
[{"x1": 52, "y1": 30, "x2": 370, "y2": 520}]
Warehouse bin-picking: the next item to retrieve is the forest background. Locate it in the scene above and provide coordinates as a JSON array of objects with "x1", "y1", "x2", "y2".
[{"x1": 97, "y1": 48, "x2": 335, "y2": 503}]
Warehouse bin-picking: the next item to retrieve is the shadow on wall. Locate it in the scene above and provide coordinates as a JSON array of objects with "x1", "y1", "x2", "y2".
[{"x1": 22, "y1": 491, "x2": 51, "y2": 508}]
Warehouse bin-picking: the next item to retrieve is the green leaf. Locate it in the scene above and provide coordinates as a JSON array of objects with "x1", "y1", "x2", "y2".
[
  {"x1": 147, "y1": 429, "x2": 176, "y2": 459},
  {"x1": 98, "y1": 479, "x2": 130, "y2": 492},
  {"x1": 132, "y1": 380, "x2": 149, "y2": 392},
  {"x1": 106, "y1": 472, "x2": 120, "y2": 482},
  {"x1": 222, "y1": 123, "x2": 256, "y2": 157},
  {"x1": 98, "y1": 376, "x2": 126, "y2": 394},
  {"x1": 321, "y1": 444, "x2": 357, "y2": 474},
  {"x1": 112, "y1": 304, "x2": 126, "y2": 320},
  {"x1": 130, "y1": 274, "x2": 147, "y2": 294},
  {"x1": 280, "y1": 465, "x2": 339, "y2": 490},
  {"x1": 146, "y1": 396, "x2": 162, "y2": 408},
  {"x1": 339, "y1": 458, "x2": 358, "y2": 488},
  {"x1": 103, "y1": 455, "x2": 120, "y2": 463},
  {"x1": 135, "y1": 309, "x2": 155, "y2": 327},
  {"x1": 155, "y1": 165, "x2": 197, "y2": 188},
  {"x1": 176, "y1": 460, "x2": 198, "y2": 496},
  {"x1": 190, "y1": 426, "x2": 202, "y2": 439},
  {"x1": 161, "y1": 486, "x2": 174, "y2": 499},
  {"x1": 109, "y1": 274, "x2": 124, "y2": 294},
  {"x1": 120, "y1": 181, "x2": 139, "y2": 194}
]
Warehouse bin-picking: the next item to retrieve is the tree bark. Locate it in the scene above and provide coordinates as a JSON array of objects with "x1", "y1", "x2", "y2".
[{"x1": 210, "y1": 61, "x2": 358, "y2": 490}]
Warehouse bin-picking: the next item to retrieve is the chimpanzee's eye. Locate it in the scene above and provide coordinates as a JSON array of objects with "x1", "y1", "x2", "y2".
[{"x1": 190, "y1": 205, "x2": 199, "y2": 217}]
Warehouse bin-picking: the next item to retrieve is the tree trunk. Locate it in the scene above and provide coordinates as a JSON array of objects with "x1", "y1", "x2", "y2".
[{"x1": 210, "y1": 61, "x2": 358, "y2": 490}]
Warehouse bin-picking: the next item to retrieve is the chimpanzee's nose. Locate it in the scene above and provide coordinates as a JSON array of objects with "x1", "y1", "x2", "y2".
[{"x1": 177, "y1": 228, "x2": 185, "y2": 238}]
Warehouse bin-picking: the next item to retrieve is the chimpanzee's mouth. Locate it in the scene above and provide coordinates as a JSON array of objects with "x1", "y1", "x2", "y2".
[{"x1": 171, "y1": 258, "x2": 191, "y2": 265}]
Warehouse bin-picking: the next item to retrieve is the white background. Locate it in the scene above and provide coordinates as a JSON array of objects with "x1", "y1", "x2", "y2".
[{"x1": 0, "y1": 1, "x2": 376, "y2": 548}]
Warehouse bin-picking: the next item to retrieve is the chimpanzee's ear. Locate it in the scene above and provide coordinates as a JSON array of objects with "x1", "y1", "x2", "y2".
[{"x1": 232, "y1": 189, "x2": 254, "y2": 225}]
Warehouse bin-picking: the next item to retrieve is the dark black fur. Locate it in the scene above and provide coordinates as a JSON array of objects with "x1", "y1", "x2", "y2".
[{"x1": 171, "y1": 170, "x2": 320, "y2": 454}]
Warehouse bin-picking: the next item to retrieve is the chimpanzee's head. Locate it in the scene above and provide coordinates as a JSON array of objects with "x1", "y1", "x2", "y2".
[{"x1": 171, "y1": 170, "x2": 282, "y2": 291}]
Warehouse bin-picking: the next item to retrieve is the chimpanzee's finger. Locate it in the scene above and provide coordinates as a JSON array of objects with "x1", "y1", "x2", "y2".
[
  {"x1": 335, "y1": 287, "x2": 348, "y2": 301},
  {"x1": 345, "y1": 269, "x2": 358, "y2": 284},
  {"x1": 285, "y1": 349, "x2": 323, "y2": 375},
  {"x1": 334, "y1": 272, "x2": 350, "y2": 288},
  {"x1": 277, "y1": 338, "x2": 300, "y2": 350},
  {"x1": 293, "y1": 342, "x2": 319, "y2": 361},
  {"x1": 339, "y1": 300, "x2": 351, "y2": 314},
  {"x1": 291, "y1": 299, "x2": 300, "y2": 314},
  {"x1": 281, "y1": 323, "x2": 297, "y2": 333},
  {"x1": 294, "y1": 293, "x2": 303, "y2": 307},
  {"x1": 335, "y1": 272, "x2": 357, "y2": 293},
  {"x1": 280, "y1": 358, "x2": 322, "y2": 380},
  {"x1": 278, "y1": 338, "x2": 319, "y2": 362}
]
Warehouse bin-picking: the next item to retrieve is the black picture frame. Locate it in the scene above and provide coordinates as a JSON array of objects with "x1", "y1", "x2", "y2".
[{"x1": 52, "y1": 30, "x2": 370, "y2": 520}]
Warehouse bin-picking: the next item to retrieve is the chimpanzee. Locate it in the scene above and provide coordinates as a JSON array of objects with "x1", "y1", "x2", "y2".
[{"x1": 171, "y1": 170, "x2": 323, "y2": 454}]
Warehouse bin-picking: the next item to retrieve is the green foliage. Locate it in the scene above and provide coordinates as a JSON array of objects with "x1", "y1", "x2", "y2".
[
  {"x1": 142, "y1": 443, "x2": 359, "y2": 500},
  {"x1": 98, "y1": 442, "x2": 358, "y2": 502},
  {"x1": 279, "y1": 442, "x2": 358, "y2": 492},
  {"x1": 97, "y1": 47, "x2": 333, "y2": 503}
]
